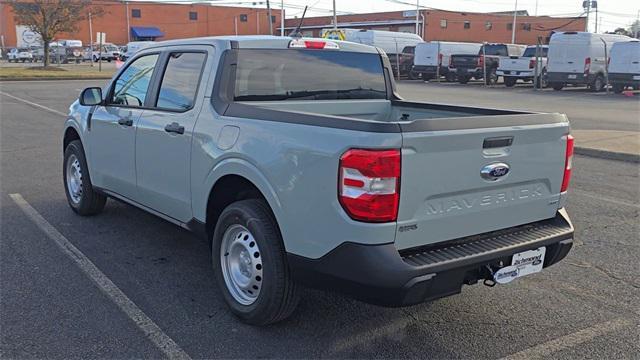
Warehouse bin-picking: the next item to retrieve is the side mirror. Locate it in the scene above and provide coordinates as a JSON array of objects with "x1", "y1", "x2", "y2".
[{"x1": 79, "y1": 87, "x2": 103, "y2": 106}]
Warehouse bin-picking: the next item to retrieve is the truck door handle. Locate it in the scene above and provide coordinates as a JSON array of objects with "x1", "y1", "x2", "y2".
[
  {"x1": 633, "y1": 61, "x2": 639, "y2": 64},
  {"x1": 164, "y1": 122, "x2": 184, "y2": 135},
  {"x1": 483, "y1": 136, "x2": 513, "y2": 149},
  {"x1": 117, "y1": 117, "x2": 133, "y2": 126}
]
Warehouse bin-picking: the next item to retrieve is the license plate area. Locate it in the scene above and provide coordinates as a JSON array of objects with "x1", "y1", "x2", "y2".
[
  {"x1": 568, "y1": 74, "x2": 577, "y2": 79},
  {"x1": 493, "y1": 247, "x2": 546, "y2": 284}
]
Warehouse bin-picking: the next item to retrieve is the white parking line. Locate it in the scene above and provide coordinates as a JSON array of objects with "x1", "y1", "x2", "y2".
[
  {"x1": 573, "y1": 190, "x2": 640, "y2": 209},
  {"x1": 9, "y1": 193, "x2": 191, "y2": 360},
  {"x1": 0, "y1": 90, "x2": 67, "y2": 116},
  {"x1": 500, "y1": 318, "x2": 635, "y2": 360}
]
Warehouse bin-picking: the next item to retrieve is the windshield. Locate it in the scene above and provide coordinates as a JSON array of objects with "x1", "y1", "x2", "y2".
[
  {"x1": 522, "y1": 47, "x2": 548, "y2": 57},
  {"x1": 234, "y1": 49, "x2": 387, "y2": 101},
  {"x1": 104, "y1": 45, "x2": 118, "y2": 51}
]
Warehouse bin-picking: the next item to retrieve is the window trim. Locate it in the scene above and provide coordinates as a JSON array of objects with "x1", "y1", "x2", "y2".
[
  {"x1": 151, "y1": 50, "x2": 208, "y2": 113},
  {"x1": 105, "y1": 52, "x2": 163, "y2": 110}
]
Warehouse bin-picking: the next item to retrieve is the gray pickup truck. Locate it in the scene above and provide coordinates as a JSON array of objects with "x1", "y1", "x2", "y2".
[{"x1": 63, "y1": 36, "x2": 575, "y2": 325}]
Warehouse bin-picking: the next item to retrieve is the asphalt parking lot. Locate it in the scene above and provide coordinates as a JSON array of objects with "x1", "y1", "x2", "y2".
[{"x1": 1, "y1": 79, "x2": 639, "y2": 359}]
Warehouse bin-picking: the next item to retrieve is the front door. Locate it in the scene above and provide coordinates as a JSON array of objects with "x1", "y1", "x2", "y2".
[
  {"x1": 135, "y1": 50, "x2": 209, "y2": 222},
  {"x1": 88, "y1": 53, "x2": 160, "y2": 200}
]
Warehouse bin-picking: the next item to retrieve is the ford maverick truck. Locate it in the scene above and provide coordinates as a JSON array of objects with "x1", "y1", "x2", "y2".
[{"x1": 63, "y1": 36, "x2": 575, "y2": 325}]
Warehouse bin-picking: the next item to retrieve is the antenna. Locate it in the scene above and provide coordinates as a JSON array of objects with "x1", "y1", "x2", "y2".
[{"x1": 290, "y1": 6, "x2": 308, "y2": 38}]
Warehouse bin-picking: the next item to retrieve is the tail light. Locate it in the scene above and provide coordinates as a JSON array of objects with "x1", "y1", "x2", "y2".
[
  {"x1": 584, "y1": 57, "x2": 591, "y2": 75},
  {"x1": 561, "y1": 134, "x2": 574, "y2": 192},
  {"x1": 438, "y1": 53, "x2": 443, "y2": 66},
  {"x1": 529, "y1": 59, "x2": 536, "y2": 69},
  {"x1": 288, "y1": 39, "x2": 339, "y2": 50},
  {"x1": 339, "y1": 149, "x2": 401, "y2": 222},
  {"x1": 477, "y1": 55, "x2": 484, "y2": 68}
]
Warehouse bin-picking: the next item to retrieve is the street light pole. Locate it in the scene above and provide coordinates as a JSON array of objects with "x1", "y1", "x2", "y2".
[
  {"x1": 333, "y1": 0, "x2": 337, "y2": 30},
  {"x1": 416, "y1": 0, "x2": 420, "y2": 35},
  {"x1": 511, "y1": 0, "x2": 518, "y2": 43},
  {"x1": 267, "y1": 0, "x2": 273, "y2": 35},
  {"x1": 281, "y1": 0, "x2": 285, "y2": 36}
]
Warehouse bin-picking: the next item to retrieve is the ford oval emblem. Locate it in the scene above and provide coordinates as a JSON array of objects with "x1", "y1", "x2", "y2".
[{"x1": 480, "y1": 163, "x2": 510, "y2": 181}]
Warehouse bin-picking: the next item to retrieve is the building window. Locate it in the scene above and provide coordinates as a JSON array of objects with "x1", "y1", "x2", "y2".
[
  {"x1": 485, "y1": 21, "x2": 492, "y2": 30},
  {"x1": 271, "y1": 15, "x2": 276, "y2": 23},
  {"x1": 522, "y1": 23, "x2": 531, "y2": 31},
  {"x1": 507, "y1": 23, "x2": 513, "y2": 30},
  {"x1": 131, "y1": 9, "x2": 141, "y2": 18},
  {"x1": 440, "y1": 19, "x2": 447, "y2": 28},
  {"x1": 464, "y1": 21, "x2": 471, "y2": 29},
  {"x1": 189, "y1": 11, "x2": 197, "y2": 21},
  {"x1": 239, "y1": 14, "x2": 248, "y2": 22}
]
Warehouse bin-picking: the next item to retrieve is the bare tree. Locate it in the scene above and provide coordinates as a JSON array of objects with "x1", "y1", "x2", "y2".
[{"x1": 10, "y1": 0, "x2": 103, "y2": 67}]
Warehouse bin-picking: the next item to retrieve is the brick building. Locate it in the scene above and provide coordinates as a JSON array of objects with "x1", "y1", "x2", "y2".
[
  {"x1": 0, "y1": 1, "x2": 282, "y2": 48},
  {"x1": 283, "y1": 9, "x2": 586, "y2": 45}
]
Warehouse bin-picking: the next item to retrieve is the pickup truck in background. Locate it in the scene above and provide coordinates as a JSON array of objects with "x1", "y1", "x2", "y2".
[
  {"x1": 497, "y1": 45, "x2": 549, "y2": 87},
  {"x1": 63, "y1": 36, "x2": 575, "y2": 325},
  {"x1": 412, "y1": 41, "x2": 482, "y2": 82},
  {"x1": 449, "y1": 43, "x2": 527, "y2": 85}
]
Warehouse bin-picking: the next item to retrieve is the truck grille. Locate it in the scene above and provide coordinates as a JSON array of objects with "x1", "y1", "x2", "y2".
[{"x1": 400, "y1": 215, "x2": 573, "y2": 267}]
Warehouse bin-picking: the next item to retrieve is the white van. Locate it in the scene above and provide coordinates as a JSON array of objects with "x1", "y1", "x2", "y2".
[
  {"x1": 122, "y1": 41, "x2": 154, "y2": 61},
  {"x1": 608, "y1": 40, "x2": 640, "y2": 93},
  {"x1": 547, "y1": 31, "x2": 632, "y2": 91},
  {"x1": 413, "y1": 41, "x2": 481, "y2": 81}
]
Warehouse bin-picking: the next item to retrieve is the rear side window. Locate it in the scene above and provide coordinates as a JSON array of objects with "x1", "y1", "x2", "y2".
[
  {"x1": 234, "y1": 49, "x2": 387, "y2": 101},
  {"x1": 156, "y1": 52, "x2": 206, "y2": 111},
  {"x1": 111, "y1": 54, "x2": 159, "y2": 107},
  {"x1": 522, "y1": 47, "x2": 548, "y2": 57}
]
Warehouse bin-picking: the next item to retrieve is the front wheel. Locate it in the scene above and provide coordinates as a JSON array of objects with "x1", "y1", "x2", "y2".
[
  {"x1": 63, "y1": 140, "x2": 107, "y2": 215},
  {"x1": 212, "y1": 199, "x2": 299, "y2": 325}
]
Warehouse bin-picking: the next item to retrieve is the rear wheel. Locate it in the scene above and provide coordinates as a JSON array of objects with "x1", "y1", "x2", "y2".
[
  {"x1": 422, "y1": 74, "x2": 434, "y2": 82},
  {"x1": 504, "y1": 77, "x2": 517, "y2": 87},
  {"x1": 589, "y1": 74, "x2": 605, "y2": 92},
  {"x1": 612, "y1": 84, "x2": 625, "y2": 94},
  {"x1": 458, "y1": 75, "x2": 469, "y2": 84},
  {"x1": 551, "y1": 83, "x2": 564, "y2": 91},
  {"x1": 63, "y1": 140, "x2": 107, "y2": 216},
  {"x1": 408, "y1": 71, "x2": 419, "y2": 80},
  {"x1": 537, "y1": 69, "x2": 549, "y2": 88},
  {"x1": 212, "y1": 199, "x2": 299, "y2": 325},
  {"x1": 484, "y1": 68, "x2": 498, "y2": 85},
  {"x1": 445, "y1": 72, "x2": 456, "y2": 82}
]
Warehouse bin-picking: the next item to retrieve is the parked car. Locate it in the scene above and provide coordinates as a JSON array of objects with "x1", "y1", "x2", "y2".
[
  {"x1": 337, "y1": 29, "x2": 423, "y2": 77},
  {"x1": 84, "y1": 43, "x2": 121, "y2": 62},
  {"x1": 7, "y1": 48, "x2": 34, "y2": 62},
  {"x1": 450, "y1": 43, "x2": 526, "y2": 84},
  {"x1": 498, "y1": 45, "x2": 549, "y2": 87},
  {"x1": 413, "y1": 41, "x2": 481, "y2": 82},
  {"x1": 547, "y1": 31, "x2": 632, "y2": 91},
  {"x1": 32, "y1": 45, "x2": 67, "y2": 63},
  {"x1": 121, "y1": 41, "x2": 154, "y2": 61},
  {"x1": 64, "y1": 36, "x2": 575, "y2": 325},
  {"x1": 607, "y1": 40, "x2": 640, "y2": 93}
]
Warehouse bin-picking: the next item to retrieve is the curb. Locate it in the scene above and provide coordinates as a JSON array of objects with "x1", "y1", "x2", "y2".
[
  {"x1": 575, "y1": 146, "x2": 640, "y2": 163},
  {"x1": 0, "y1": 76, "x2": 112, "y2": 81}
]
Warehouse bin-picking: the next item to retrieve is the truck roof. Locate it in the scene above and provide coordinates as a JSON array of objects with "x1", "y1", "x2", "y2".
[{"x1": 140, "y1": 35, "x2": 380, "y2": 54}]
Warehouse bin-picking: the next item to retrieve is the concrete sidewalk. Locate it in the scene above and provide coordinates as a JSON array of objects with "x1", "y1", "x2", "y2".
[{"x1": 573, "y1": 130, "x2": 640, "y2": 163}]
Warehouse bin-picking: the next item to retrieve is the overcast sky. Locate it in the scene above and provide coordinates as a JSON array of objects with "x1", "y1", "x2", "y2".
[{"x1": 151, "y1": 0, "x2": 639, "y2": 32}]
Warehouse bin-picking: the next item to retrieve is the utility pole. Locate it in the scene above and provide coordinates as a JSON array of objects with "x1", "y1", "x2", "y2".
[
  {"x1": 89, "y1": 12, "x2": 94, "y2": 67},
  {"x1": 534, "y1": 0, "x2": 538, "y2": 16},
  {"x1": 584, "y1": 0, "x2": 591, "y2": 32},
  {"x1": 266, "y1": 0, "x2": 273, "y2": 35},
  {"x1": 511, "y1": 0, "x2": 518, "y2": 43},
  {"x1": 636, "y1": 10, "x2": 640, "y2": 38},
  {"x1": 281, "y1": 0, "x2": 285, "y2": 36},
  {"x1": 333, "y1": 0, "x2": 337, "y2": 30},
  {"x1": 125, "y1": 1, "x2": 130, "y2": 42},
  {"x1": 234, "y1": 16, "x2": 238, "y2": 35},
  {"x1": 415, "y1": 0, "x2": 420, "y2": 35}
]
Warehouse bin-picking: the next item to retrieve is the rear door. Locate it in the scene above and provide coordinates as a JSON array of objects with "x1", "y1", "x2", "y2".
[
  {"x1": 134, "y1": 47, "x2": 210, "y2": 222},
  {"x1": 395, "y1": 114, "x2": 569, "y2": 250}
]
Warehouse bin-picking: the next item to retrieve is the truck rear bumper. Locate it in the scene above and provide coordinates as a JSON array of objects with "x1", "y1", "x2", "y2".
[
  {"x1": 608, "y1": 72, "x2": 640, "y2": 86},
  {"x1": 547, "y1": 72, "x2": 593, "y2": 85},
  {"x1": 288, "y1": 209, "x2": 573, "y2": 307}
]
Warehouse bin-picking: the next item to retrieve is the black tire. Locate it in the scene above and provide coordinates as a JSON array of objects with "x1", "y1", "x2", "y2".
[
  {"x1": 538, "y1": 69, "x2": 549, "y2": 88},
  {"x1": 589, "y1": 74, "x2": 605, "y2": 92},
  {"x1": 212, "y1": 199, "x2": 299, "y2": 325},
  {"x1": 458, "y1": 76, "x2": 469, "y2": 84},
  {"x1": 612, "y1": 84, "x2": 625, "y2": 94},
  {"x1": 63, "y1": 140, "x2": 107, "y2": 216},
  {"x1": 422, "y1": 74, "x2": 434, "y2": 82},
  {"x1": 408, "y1": 71, "x2": 419, "y2": 80},
  {"x1": 504, "y1": 77, "x2": 517, "y2": 87},
  {"x1": 551, "y1": 83, "x2": 564, "y2": 91},
  {"x1": 445, "y1": 72, "x2": 456, "y2": 82}
]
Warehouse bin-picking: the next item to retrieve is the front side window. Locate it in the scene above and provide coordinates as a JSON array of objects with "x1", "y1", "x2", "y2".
[
  {"x1": 234, "y1": 49, "x2": 387, "y2": 101},
  {"x1": 156, "y1": 52, "x2": 206, "y2": 110},
  {"x1": 111, "y1": 54, "x2": 158, "y2": 107}
]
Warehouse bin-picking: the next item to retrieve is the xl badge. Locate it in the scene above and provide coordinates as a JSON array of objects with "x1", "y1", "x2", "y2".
[{"x1": 480, "y1": 162, "x2": 510, "y2": 181}]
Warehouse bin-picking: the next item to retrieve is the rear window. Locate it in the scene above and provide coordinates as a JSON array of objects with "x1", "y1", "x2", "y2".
[
  {"x1": 234, "y1": 49, "x2": 387, "y2": 101},
  {"x1": 522, "y1": 47, "x2": 548, "y2": 57},
  {"x1": 480, "y1": 45, "x2": 508, "y2": 56}
]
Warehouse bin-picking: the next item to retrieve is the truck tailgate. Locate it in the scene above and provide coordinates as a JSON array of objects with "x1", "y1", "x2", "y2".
[
  {"x1": 499, "y1": 57, "x2": 530, "y2": 72},
  {"x1": 396, "y1": 113, "x2": 569, "y2": 250}
]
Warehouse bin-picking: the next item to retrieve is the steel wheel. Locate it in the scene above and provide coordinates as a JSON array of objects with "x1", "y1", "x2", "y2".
[
  {"x1": 220, "y1": 224, "x2": 263, "y2": 305},
  {"x1": 66, "y1": 154, "x2": 83, "y2": 204}
]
